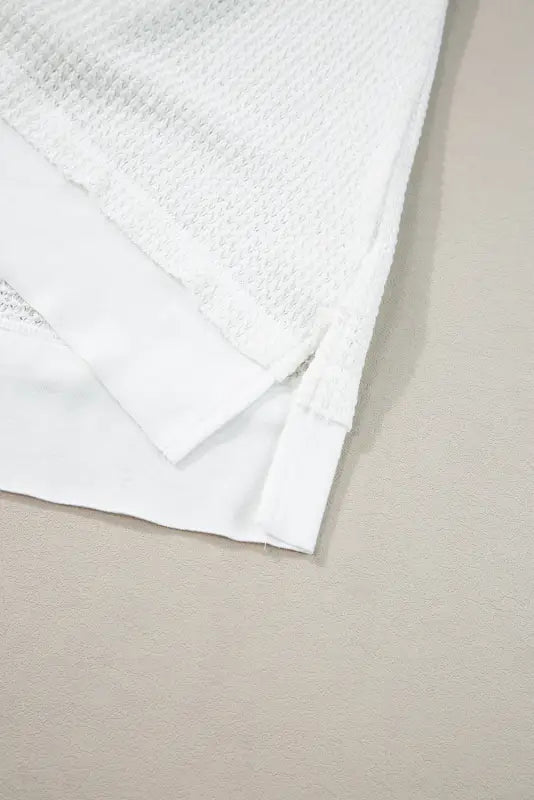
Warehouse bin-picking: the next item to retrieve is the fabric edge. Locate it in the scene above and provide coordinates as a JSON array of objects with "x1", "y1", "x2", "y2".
[
  {"x1": 0, "y1": 119, "x2": 276, "y2": 464},
  {"x1": 0, "y1": 48, "x2": 311, "y2": 380},
  {"x1": 256, "y1": 405, "x2": 347, "y2": 554},
  {"x1": 0, "y1": 325, "x2": 302, "y2": 552}
]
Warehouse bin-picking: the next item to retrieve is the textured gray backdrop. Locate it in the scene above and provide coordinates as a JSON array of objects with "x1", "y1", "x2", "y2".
[{"x1": 1, "y1": 2, "x2": 533, "y2": 798}]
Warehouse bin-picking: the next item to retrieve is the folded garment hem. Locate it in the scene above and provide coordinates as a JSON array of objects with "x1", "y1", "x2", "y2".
[
  {"x1": 0, "y1": 48, "x2": 312, "y2": 380},
  {"x1": 0, "y1": 118, "x2": 279, "y2": 462}
]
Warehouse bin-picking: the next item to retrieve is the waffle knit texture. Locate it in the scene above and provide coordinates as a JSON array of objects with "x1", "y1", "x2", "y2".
[
  {"x1": 0, "y1": 279, "x2": 54, "y2": 339},
  {"x1": 0, "y1": 0, "x2": 447, "y2": 429}
]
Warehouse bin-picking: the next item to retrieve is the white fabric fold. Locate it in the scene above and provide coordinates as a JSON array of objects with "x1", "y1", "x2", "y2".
[
  {"x1": 0, "y1": 119, "x2": 346, "y2": 552},
  {"x1": 0, "y1": 1, "x2": 447, "y2": 552},
  {"x1": 0, "y1": 326, "x2": 292, "y2": 549},
  {"x1": 0, "y1": 122, "x2": 274, "y2": 463}
]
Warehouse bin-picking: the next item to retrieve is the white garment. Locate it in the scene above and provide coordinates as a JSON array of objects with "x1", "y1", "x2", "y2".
[
  {"x1": 0, "y1": 120, "x2": 344, "y2": 553},
  {"x1": 0, "y1": 2, "x2": 447, "y2": 551},
  {"x1": 0, "y1": 0, "x2": 447, "y2": 425}
]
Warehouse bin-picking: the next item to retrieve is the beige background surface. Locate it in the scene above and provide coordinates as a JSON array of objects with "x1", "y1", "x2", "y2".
[{"x1": 1, "y1": 2, "x2": 533, "y2": 798}]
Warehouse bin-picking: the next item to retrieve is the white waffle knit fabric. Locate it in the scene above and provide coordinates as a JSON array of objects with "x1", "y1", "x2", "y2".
[
  {"x1": 0, "y1": 0, "x2": 447, "y2": 425},
  {"x1": 0, "y1": 1, "x2": 447, "y2": 551}
]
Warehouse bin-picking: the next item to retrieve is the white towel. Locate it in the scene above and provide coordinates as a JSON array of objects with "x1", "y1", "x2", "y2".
[{"x1": 0, "y1": 1, "x2": 447, "y2": 552}]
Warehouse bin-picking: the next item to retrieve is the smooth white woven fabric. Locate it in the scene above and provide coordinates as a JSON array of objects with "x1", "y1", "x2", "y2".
[{"x1": 0, "y1": 1, "x2": 447, "y2": 551}]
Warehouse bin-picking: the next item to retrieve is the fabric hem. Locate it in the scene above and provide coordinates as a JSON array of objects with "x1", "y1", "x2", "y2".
[
  {"x1": 0, "y1": 118, "x2": 278, "y2": 463},
  {"x1": 0, "y1": 48, "x2": 312, "y2": 380},
  {"x1": 257, "y1": 405, "x2": 346, "y2": 554},
  {"x1": 0, "y1": 325, "x2": 306, "y2": 552}
]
